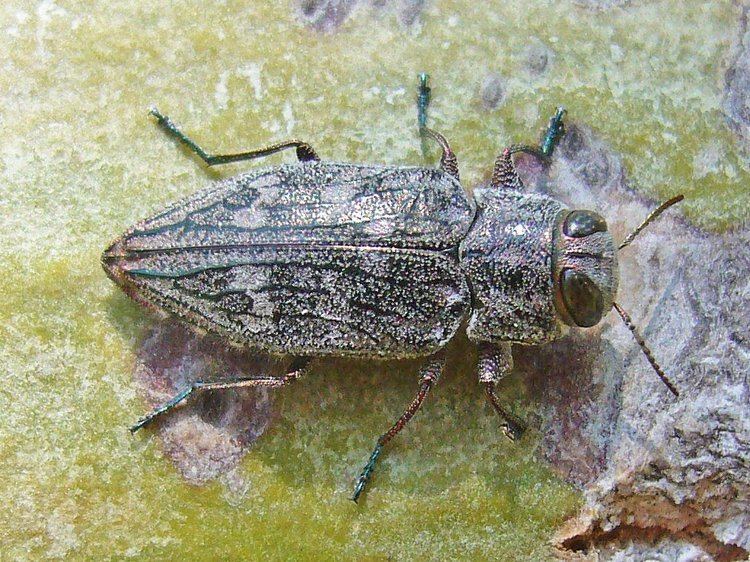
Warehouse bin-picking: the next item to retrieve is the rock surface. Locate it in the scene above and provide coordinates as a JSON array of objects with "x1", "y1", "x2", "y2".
[
  {"x1": 514, "y1": 123, "x2": 750, "y2": 560},
  {"x1": 724, "y1": 4, "x2": 750, "y2": 153},
  {"x1": 298, "y1": 0, "x2": 426, "y2": 32},
  {"x1": 523, "y1": 40, "x2": 554, "y2": 76},
  {"x1": 479, "y1": 72, "x2": 507, "y2": 111},
  {"x1": 573, "y1": 0, "x2": 632, "y2": 9}
]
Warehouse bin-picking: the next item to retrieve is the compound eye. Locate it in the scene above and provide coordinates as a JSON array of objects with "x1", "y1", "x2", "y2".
[
  {"x1": 564, "y1": 210, "x2": 607, "y2": 238},
  {"x1": 561, "y1": 269, "x2": 604, "y2": 327}
]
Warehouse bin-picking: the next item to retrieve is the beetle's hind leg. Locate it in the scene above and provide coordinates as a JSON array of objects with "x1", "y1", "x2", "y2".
[
  {"x1": 129, "y1": 357, "x2": 312, "y2": 433},
  {"x1": 351, "y1": 353, "x2": 445, "y2": 503},
  {"x1": 478, "y1": 343, "x2": 525, "y2": 441},
  {"x1": 149, "y1": 107, "x2": 319, "y2": 166},
  {"x1": 415, "y1": 73, "x2": 460, "y2": 181}
]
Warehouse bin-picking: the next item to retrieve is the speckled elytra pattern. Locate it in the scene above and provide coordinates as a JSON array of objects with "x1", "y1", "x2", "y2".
[
  {"x1": 118, "y1": 161, "x2": 475, "y2": 251},
  {"x1": 103, "y1": 156, "x2": 580, "y2": 356},
  {"x1": 104, "y1": 161, "x2": 475, "y2": 358}
]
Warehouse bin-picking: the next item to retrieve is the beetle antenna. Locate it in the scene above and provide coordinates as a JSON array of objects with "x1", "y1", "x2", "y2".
[
  {"x1": 618, "y1": 195, "x2": 684, "y2": 250},
  {"x1": 612, "y1": 302, "x2": 679, "y2": 397}
]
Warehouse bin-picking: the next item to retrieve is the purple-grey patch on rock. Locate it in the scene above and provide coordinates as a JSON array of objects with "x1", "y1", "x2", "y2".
[
  {"x1": 516, "y1": 333, "x2": 623, "y2": 488},
  {"x1": 724, "y1": 5, "x2": 750, "y2": 152},
  {"x1": 133, "y1": 321, "x2": 282, "y2": 484},
  {"x1": 298, "y1": 0, "x2": 426, "y2": 32},
  {"x1": 299, "y1": 0, "x2": 357, "y2": 33},
  {"x1": 513, "y1": 122, "x2": 750, "y2": 559},
  {"x1": 573, "y1": 0, "x2": 632, "y2": 9},
  {"x1": 479, "y1": 73, "x2": 507, "y2": 111},
  {"x1": 396, "y1": 0, "x2": 426, "y2": 26},
  {"x1": 523, "y1": 41, "x2": 554, "y2": 76}
]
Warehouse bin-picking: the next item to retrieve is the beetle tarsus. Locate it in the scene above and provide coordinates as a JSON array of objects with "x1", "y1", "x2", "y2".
[
  {"x1": 484, "y1": 381, "x2": 526, "y2": 441},
  {"x1": 148, "y1": 106, "x2": 165, "y2": 122},
  {"x1": 416, "y1": 74, "x2": 460, "y2": 180},
  {"x1": 500, "y1": 417, "x2": 526, "y2": 442},
  {"x1": 351, "y1": 443, "x2": 383, "y2": 503},
  {"x1": 540, "y1": 106, "x2": 567, "y2": 158},
  {"x1": 129, "y1": 386, "x2": 195, "y2": 433},
  {"x1": 417, "y1": 72, "x2": 431, "y2": 130}
]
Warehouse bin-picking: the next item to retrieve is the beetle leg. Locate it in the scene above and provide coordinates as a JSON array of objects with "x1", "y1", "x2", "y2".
[
  {"x1": 351, "y1": 352, "x2": 445, "y2": 503},
  {"x1": 489, "y1": 107, "x2": 566, "y2": 190},
  {"x1": 416, "y1": 73, "x2": 460, "y2": 181},
  {"x1": 489, "y1": 145, "x2": 528, "y2": 191},
  {"x1": 149, "y1": 107, "x2": 320, "y2": 166},
  {"x1": 539, "y1": 106, "x2": 567, "y2": 158},
  {"x1": 422, "y1": 127, "x2": 460, "y2": 182},
  {"x1": 417, "y1": 72, "x2": 431, "y2": 130},
  {"x1": 477, "y1": 342, "x2": 526, "y2": 441},
  {"x1": 129, "y1": 357, "x2": 312, "y2": 433}
]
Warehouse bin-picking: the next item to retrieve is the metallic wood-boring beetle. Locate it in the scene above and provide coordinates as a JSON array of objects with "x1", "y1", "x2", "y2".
[{"x1": 102, "y1": 74, "x2": 683, "y2": 502}]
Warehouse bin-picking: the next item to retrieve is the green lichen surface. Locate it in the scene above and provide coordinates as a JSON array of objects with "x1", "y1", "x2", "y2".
[{"x1": 1, "y1": 1, "x2": 746, "y2": 559}]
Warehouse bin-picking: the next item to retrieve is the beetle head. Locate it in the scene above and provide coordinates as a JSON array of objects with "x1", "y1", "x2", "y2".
[
  {"x1": 552, "y1": 209, "x2": 618, "y2": 328},
  {"x1": 551, "y1": 196, "x2": 685, "y2": 397}
]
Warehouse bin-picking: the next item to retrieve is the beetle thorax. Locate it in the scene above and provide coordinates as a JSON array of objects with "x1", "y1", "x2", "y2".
[{"x1": 459, "y1": 190, "x2": 565, "y2": 345}]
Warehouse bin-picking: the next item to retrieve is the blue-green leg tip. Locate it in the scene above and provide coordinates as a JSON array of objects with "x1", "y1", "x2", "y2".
[
  {"x1": 417, "y1": 73, "x2": 431, "y2": 130},
  {"x1": 540, "y1": 106, "x2": 567, "y2": 157},
  {"x1": 351, "y1": 443, "x2": 383, "y2": 503}
]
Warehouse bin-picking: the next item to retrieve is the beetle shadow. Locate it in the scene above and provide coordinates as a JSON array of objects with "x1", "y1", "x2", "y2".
[
  {"x1": 513, "y1": 330, "x2": 625, "y2": 488},
  {"x1": 103, "y1": 289, "x2": 470, "y2": 496},
  {"x1": 103, "y1": 291, "x2": 285, "y2": 485}
]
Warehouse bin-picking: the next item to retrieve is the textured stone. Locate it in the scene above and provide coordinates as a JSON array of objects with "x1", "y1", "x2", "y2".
[
  {"x1": 479, "y1": 72, "x2": 507, "y2": 111},
  {"x1": 298, "y1": 0, "x2": 426, "y2": 32},
  {"x1": 573, "y1": 0, "x2": 632, "y2": 9},
  {"x1": 724, "y1": 5, "x2": 750, "y2": 152},
  {"x1": 523, "y1": 40, "x2": 554, "y2": 76},
  {"x1": 514, "y1": 123, "x2": 750, "y2": 560},
  {"x1": 299, "y1": 0, "x2": 358, "y2": 32}
]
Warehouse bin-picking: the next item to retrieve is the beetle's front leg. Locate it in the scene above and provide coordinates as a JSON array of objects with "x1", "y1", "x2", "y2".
[
  {"x1": 351, "y1": 352, "x2": 445, "y2": 503},
  {"x1": 489, "y1": 107, "x2": 566, "y2": 191},
  {"x1": 478, "y1": 342, "x2": 526, "y2": 441}
]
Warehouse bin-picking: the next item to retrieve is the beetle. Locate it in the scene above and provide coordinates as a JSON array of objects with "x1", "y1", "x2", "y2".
[{"x1": 102, "y1": 74, "x2": 683, "y2": 502}]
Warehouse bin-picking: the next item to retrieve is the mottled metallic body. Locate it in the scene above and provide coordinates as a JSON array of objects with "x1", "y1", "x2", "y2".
[
  {"x1": 107, "y1": 86, "x2": 681, "y2": 501},
  {"x1": 104, "y1": 160, "x2": 576, "y2": 356},
  {"x1": 104, "y1": 162, "x2": 474, "y2": 358},
  {"x1": 118, "y1": 162, "x2": 474, "y2": 250},
  {"x1": 461, "y1": 189, "x2": 565, "y2": 344}
]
